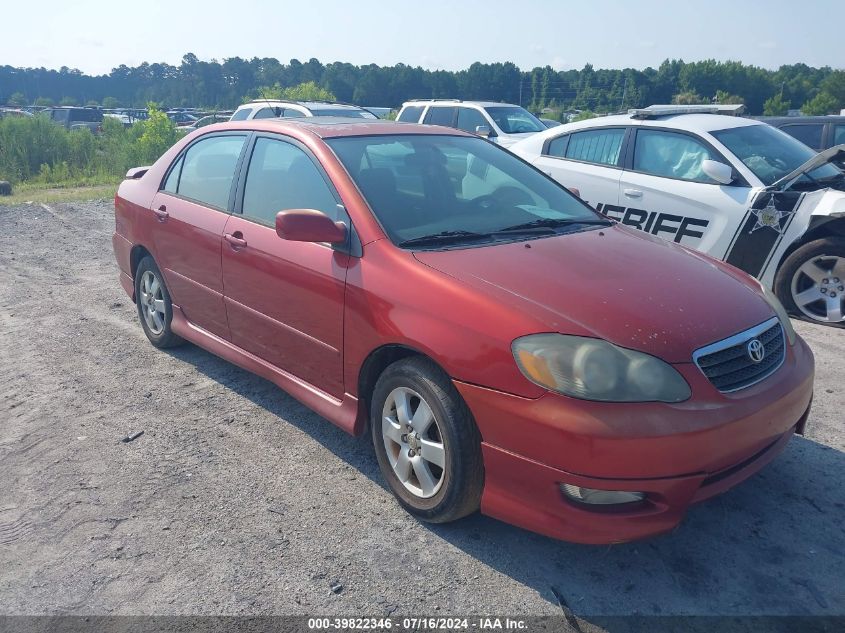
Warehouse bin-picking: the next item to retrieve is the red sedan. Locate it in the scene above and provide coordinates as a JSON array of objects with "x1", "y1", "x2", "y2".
[{"x1": 112, "y1": 118, "x2": 814, "y2": 543}]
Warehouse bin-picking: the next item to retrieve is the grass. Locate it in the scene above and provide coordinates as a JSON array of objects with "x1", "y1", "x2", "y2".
[{"x1": 0, "y1": 181, "x2": 119, "y2": 206}]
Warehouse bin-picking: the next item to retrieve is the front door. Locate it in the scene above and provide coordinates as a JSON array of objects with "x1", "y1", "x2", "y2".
[
  {"x1": 221, "y1": 135, "x2": 349, "y2": 397},
  {"x1": 616, "y1": 128, "x2": 754, "y2": 256}
]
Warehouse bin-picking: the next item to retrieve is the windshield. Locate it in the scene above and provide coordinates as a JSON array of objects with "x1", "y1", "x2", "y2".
[
  {"x1": 712, "y1": 124, "x2": 841, "y2": 187},
  {"x1": 310, "y1": 108, "x2": 377, "y2": 119},
  {"x1": 326, "y1": 134, "x2": 603, "y2": 248},
  {"x1": 484, "y1": 107, "x2": 545, "y2": 134}
]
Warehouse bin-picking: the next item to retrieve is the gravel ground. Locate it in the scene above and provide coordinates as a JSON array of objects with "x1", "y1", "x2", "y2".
[{"x1": 0, "y1": 200, "x2": 843, "y2": 624}]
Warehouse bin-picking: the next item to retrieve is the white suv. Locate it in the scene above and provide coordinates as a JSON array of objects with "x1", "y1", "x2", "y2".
[
  {"x1": 230, "y1": 100, "x2": 378, "y2": 121},
  {"x1": 510, "y1": 105, "x2": 845, "y2": 326},
  {"x1": 396, "y1": 100, "x2": 545, "y2": 148}
]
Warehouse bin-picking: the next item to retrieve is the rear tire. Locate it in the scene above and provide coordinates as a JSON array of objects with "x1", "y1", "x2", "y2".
[
  {"x1": 775, "y1": 237, "x2": 845, "y2": 326},
  {"x1": 370, "y1": 357, "x2": 484, "y2": 523},
  {"x1": 134, "y1": 256, "x2": 184, "y2": 348}
]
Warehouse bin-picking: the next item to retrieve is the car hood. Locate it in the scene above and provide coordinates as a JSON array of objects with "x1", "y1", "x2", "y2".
[
  {"x1": 413, "y1": 225, "x2": 775, "y2": 363},
  {"x1": 770, "y1": 143, "x2": 845, "y2": 191}
]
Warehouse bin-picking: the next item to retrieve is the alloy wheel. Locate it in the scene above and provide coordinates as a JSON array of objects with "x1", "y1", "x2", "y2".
[
  {"x1": 139, "y1": 270, "x2": 167, "y2": 334},
  {"x1": 381, "y1": 387, "x2": 446, "y2": 499},
  {"x1": 790, "y1": 255, "x2": 845, "y2": 323}
]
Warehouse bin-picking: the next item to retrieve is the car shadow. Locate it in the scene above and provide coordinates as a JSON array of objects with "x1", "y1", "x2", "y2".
[{"x1": 166, "y1": 343, "x2": 845, "y2": 627}]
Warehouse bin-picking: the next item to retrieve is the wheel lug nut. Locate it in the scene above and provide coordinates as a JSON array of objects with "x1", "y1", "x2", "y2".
[
  {"x1": 401, "y1": 434, "x2": 407, "y2": 442},
  {"x1": 821, "y1": 288, "x2": 828, "y2": 294},
  {"x1": 831, "y1": 292, "x2": 838, "y2": 298},
  {"x1": 823, "y1": 278, "x2": 829, "y2": 284},
  {"x1": 408, "y1": 450, "x2": 415, "y2": 457}
]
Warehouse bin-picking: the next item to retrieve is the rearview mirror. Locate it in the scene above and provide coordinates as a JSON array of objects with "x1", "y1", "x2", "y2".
[
  {"x1": 475, "y1": 125, "x2": 491, "y2": 138},
  {"x1": 275, "y1": 209, "x2": 347, "y2": 244},
  {"x1": 702, "y1": 159, "x2": 734, "y2": 185}
]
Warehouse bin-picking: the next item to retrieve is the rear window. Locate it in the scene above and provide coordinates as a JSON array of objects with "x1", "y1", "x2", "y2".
[
  {"x1": 397, "y1": 106, "x2": 424, "y2": 123},
  {"x1": 424, "y1": 107, "x2": 457, "y2": 127},
  {"x1": 230, "y1": 108, "x2": 252, "y2": 121},
  {"x1": 836, "y1": 125, "x2": 845, "y2": 146}
]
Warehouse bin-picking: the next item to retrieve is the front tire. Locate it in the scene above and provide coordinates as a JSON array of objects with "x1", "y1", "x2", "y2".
[
  {"x1": 371, "y1": 357, "x2": 483, "y2": 523},
  {"x1": 775, "y1": 237, "x2": 845, "y2": 326},
  {"x1": 134, "y1": 256, "x2": 184, "y2": 348}
]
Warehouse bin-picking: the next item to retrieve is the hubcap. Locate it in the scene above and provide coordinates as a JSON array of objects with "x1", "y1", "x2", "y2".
[
  {"x1": 790, "y1": 255, "x2": 845, "y2": 323},
  {"x1": 381, "y1": 387, "x2": 446, "y2": 499},
  {"x1": 139, "y1": 270, "x2": 166, "y2": 334}
]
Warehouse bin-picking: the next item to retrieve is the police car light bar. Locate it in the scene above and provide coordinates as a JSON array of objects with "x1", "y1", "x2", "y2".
[{"x1": 629, "y1": 104, "x2": 746, "y2": 119}]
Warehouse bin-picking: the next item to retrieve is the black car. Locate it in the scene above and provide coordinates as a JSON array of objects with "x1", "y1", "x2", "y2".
[
  {"x1": 761, "y1": 116, "x2": 845, "y2": 152},
  {"x1": 43, "y1": 107, "x2": 103, "y2": 132}
]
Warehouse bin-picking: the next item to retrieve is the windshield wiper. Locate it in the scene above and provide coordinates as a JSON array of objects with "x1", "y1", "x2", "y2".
[
  {"x1": 397, "y1": 230, "x2": 492, "y2": 248},
  {"x1": 492, "y1": 217, "x2": 611, "y2": 234}
]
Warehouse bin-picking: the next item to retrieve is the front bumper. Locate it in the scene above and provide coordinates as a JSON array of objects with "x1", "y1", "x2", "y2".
[{"x1": 455, "y1": 335, "x2": 815, "y2": 544}]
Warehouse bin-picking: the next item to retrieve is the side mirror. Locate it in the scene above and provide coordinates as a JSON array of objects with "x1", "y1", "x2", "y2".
[
  {"x1": 475, "y1": 125, "x2": 492, "y2": 138},
  {"x1": 702, "y1": 159, "x2": 734, "y2": 185},
  {"x1": 275, "y1": 209, "x2": 347, "y2": 244}
]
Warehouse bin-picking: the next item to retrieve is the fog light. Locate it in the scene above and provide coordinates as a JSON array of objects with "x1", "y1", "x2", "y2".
[{"x1": 561, "y1": 484, "x2": 646, "y2": 506}]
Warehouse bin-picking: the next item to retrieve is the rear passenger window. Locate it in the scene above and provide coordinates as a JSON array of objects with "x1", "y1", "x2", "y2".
[
  {"x1": 253, "y1": 107, "x2": 281, "y2": 119},
  {"x1": 565, "y1": 128, "x2": 625, "y2": 166},
  {"x1": 174, "y1": 135, "x2": 247, "y2": 209},
  {"x1": 282, "y1": 109, "x2": 306, "y2": 118},
  {"x1": 782, "y1": 124, "x2": 824, "y2": 150},
  {"x1": 242, "y1": 138, "x2": 339, "y2": 226},
  {"x1": 424, "y1": 107, "x2": 457, "y2": 127},
  {"x1": 633, "y1": 130, "x2": 716, "y2": 182},
  {"x1": 456, "y1": 108, "x2": 489, "y2": 134},
  {"x1": 229, "y1": 108, "x2": 251, "y2": 121},
  {"x1": 163, "y1": 156, "x2": 183, "y2": 193},
  {"x1": 836, "y1": 126, "x2": 845, "y2": 145},
  {"x1": 397, "y1": 106, "x2": 424, "y2": 123}
]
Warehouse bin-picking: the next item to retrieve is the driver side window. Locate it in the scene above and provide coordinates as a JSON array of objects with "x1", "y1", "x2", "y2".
[{"x1": 633, "y1": 130, "x2": 718, "y2": 183}]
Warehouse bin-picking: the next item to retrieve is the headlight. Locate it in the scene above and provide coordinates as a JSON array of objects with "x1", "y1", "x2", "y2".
[
  {"x1": 760, "y1": 284, "x2": 796, "y2": 345},
  {"x1": 512, "y1": 334, "x2": 691, "y2": 402}
]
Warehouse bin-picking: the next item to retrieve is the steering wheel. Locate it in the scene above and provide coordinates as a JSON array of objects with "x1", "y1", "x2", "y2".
[{"x1": 469, "y1": 194, "x2": 502, "y2": 212}]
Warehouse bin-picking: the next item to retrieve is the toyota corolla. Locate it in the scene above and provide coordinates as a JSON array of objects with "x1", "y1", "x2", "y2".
[{"x1": 112, "y1": 118, "x2": 814, "y2": 543}]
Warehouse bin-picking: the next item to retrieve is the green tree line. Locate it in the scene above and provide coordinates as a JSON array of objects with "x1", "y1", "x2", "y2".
[{"x1": 3, "y1": 55, "x2": 844, "y2": 115}]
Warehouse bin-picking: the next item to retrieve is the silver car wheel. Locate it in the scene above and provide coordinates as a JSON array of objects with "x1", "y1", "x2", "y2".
[
  {"x1": 381, "y1": 387, "x2": 446, "y2": 499},
  {"x1": 790, "y1": 255, "x2": 845, "y2": 323},
  {"x1": 138, "y1": 270, "x2": 166, "y2": 334}
]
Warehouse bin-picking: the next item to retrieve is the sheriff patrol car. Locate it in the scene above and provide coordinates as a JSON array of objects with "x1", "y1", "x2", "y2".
[{"x1": 510, "y1": 105, "x2": 845, "y2": 326}]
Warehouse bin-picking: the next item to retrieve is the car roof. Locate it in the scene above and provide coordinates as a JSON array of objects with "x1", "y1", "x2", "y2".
[
  {"x1": 402, "y1": 100, "x2": 520, "y2": 109},
  {"x1": 550, "y1": 112, "x2": 762, "y2": 134},
  {"x1": 211, "y1": 117, "x2": 473, "y2": 139},
  {"x1": 240, "y1": 100, "x2": 367, "y2": 110}
]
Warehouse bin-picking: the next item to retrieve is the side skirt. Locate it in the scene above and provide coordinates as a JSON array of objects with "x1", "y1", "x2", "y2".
[{"x1": 170, "y1": 306, "x2": 363, "y2": 436}]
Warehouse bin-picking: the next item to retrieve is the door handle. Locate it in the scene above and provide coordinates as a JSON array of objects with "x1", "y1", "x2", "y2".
[
  {"x1": 623, "y1": 188, "x2": 643, "y2": 198},
  {"x1": 224, "y1": 232, "x2": 248, "y2": 249},
  {"x1": 153, "y1": 205, "x2": 169, "y2": 221}
]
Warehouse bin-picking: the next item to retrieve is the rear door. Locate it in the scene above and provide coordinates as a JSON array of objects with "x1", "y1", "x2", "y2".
[
  {"x1": 617, "y1": 127, "x2": 754, "y2": 256},
  {"x1": 221, "y1": 134, "x2": 350, "y2": 397},
  {"x1": 150, "y1": 132, "x2": 249, "y2": 339},
  {"x1": 531, "y1": 126, "x2": 626, "y2": 209}
]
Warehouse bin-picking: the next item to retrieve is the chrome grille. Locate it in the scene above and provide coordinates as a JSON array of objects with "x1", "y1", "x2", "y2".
[{"x1": 693, "y1": 317, "x2": 785, "y2": 392}]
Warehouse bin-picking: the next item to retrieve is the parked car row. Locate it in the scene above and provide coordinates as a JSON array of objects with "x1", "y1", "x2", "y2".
[{"x1": 113, "y1": 112, "x2": 817, "y2": 544}]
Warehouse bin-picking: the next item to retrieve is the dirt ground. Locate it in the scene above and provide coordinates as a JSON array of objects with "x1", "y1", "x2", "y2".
[{"x1": 1, "y1": 200, "x2": 843, "y2": 625}]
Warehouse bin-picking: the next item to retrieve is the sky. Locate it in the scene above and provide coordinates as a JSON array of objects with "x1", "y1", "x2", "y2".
[{"x1": 3, "y1": 0, "x2": 844, "y2": 75}]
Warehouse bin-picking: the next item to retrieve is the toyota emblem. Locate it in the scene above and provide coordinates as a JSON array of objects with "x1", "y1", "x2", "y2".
[{"x1": 747, "y1": 339, "x2": 765, "y2": 363}]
